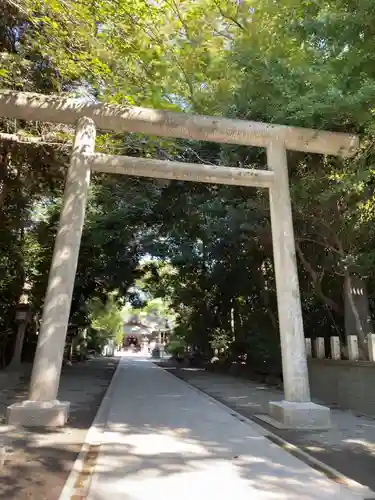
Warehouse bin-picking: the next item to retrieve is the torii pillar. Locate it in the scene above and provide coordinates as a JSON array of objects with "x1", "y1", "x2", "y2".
[
  {"x1": 261, "y1": 141, "x2": 331, "y2": 429},
  {"x1": 7, "y1": 117, "x2": 96, "y2": 426}
]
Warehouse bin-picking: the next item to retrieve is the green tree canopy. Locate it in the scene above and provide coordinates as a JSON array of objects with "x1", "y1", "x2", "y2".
[{"x1": 1, "y1": 0, "x2": 375, "y2": 370}]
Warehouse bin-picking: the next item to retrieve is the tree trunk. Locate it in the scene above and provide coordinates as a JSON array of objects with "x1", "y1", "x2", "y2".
[
  {"x1": 295, "y1": 240, "x2": 340, "y2": 313},
  {"x1": 0, "y1": 150, "x2": 9, "y2": 209},
  {"x1": 257, "y1": 263, "x2": 278, "y2": 332}
]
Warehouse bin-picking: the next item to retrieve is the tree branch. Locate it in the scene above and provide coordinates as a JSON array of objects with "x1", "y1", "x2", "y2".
[
  {"x1": 295, "y1": 239, "x2": 340, "y2": 313},
  {"x1": 297, "y1": 236, "x2": 342, "y2": 256},
  {"x1": 214, "y1": 0, "x2": 246, "y2": 31}
]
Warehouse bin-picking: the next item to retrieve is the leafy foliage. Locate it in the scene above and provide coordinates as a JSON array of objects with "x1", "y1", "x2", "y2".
[
  {"x1": 88, "y1": 294, "x2": 124, "y2": 348},
  {"x1": 1, "y1": 0, "x2": 375, "y2": 372}
]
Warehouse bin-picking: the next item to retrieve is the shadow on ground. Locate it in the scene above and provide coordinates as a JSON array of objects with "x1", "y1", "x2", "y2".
[
  {"x1": 88, "y1": 423, "x2": 347, "y2": 500},
  {"x1": 0, "y1": 357, "x2": 119, "y2": 500},
  {"x1": 2, "y1": 356, "x2": 375, "y2": 499},
  {"x1": 81, "y1": 359, "x2": 363, "y2": 500},
  {"x1": 155, "y1": 360, "x2": 375, "y2": 494}
]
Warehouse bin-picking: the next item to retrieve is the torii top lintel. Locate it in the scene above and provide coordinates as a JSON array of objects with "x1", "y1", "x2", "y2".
[{"x1": 0, "y1": 91, "x2": 358, "y2": 157}]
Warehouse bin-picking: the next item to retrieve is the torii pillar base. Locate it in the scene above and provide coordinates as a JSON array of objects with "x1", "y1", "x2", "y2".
[
  {"x1": 256, "y1": 401, "x2": 331, "y2": 430},
  {"x1": 7, "y1": 400, "x2": 70, "y2": 427}
]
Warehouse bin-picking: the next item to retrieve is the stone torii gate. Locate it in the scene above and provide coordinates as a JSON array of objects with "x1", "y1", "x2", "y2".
[{"x1": 0, "y1": 91, "x2": 358, "y2": 429}]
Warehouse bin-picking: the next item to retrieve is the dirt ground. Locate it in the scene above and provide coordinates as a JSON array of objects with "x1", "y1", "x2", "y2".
[
  {"x1": 2, "y1": 356, "x2": 375, "y2": 498},
  {"x1": 155, "y1": 360, "x2": 375, "y2": 494},
  {"x1": 0, "y1": 357, "x2": 119, "y2": 500}
]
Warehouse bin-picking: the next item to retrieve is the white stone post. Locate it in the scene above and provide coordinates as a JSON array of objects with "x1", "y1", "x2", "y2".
[
  {"x1": 7, "y1": 117, "x2": 96, "y2": 427},
  {"x1": 315, "y1": 337, "x2": 325, "y2": 359},
  {"x1": 347, "y1": 335, "x2": 359, "y2": 361},
  {"x1": 368, "y1": 333, "x2": 375, "y2": 362},
  {"x1": 265, "y1": 141, "x2": 331, "y2": 429},
  {"x1": 305, "y1": 338, "x2": 312, "y2": 358},
  {"x1": 330, "y1": 337, "x2": 341, "y2": 360}
]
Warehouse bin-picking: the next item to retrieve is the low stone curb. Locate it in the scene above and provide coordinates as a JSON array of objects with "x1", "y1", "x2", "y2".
[{"x1": 58, "y1": 357, "x2": 123, "y2": 500}]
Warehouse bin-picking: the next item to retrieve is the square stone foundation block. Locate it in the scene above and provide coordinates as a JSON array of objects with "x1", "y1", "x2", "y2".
[
  {"x1": 257, "y1": 401, "x2": 331, "y2": 430},
  {"x1": 7, "y1": 400, "x2": 70, "y2": 427}
]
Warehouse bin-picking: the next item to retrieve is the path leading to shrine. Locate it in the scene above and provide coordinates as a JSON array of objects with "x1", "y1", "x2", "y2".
[{"x1": 61, "y1": 354, "x2": 372, "y2": 500}]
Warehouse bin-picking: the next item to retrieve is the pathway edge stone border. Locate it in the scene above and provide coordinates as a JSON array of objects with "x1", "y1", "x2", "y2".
[{"x1": 58, "y1": 357, "x2": 123, "y2": 500}]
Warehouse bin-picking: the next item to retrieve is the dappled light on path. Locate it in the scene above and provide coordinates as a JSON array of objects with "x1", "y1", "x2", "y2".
[
  {"x1": 0, "y1": 357, "x2": 118, "y2": 500},
  {"x1": 85, "y1": 356, "x2": 364, "y2": 500},
  {"x1": 158, "y1": 360, "x2": 375, "y2": 495}
]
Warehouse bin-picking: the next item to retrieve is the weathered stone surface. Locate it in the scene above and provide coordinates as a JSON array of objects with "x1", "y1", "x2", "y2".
[
  {"x1": 315, "y1": 337, "x2": 325, "y2": 359},
  {"x1": 308, "y1": 358, "x2": 375, "y2": 416},
  {"x1": 7, "y1": 400, "x2": 70, "y2": 427},
  {"x1": 1, "y1": 90, "x2": 357, "y2": 430},
  {"x1": 347, "y1": 335, "x2": 359, "y2": 361},
  {"x1": 330, "y1": 336, "x2": 341, "y2": 360},
  {"x1": 368, "y1": 334, "x2": 375, "y2": 362},
  {"x1": 305, "y1": 338, "x2": 312, "y2": 357},
  {"x1": 0, "y1": 91, "x2": 359, "y2": 155},
  {"x1": 267, "y1": 142, "x2": 311, "y2": 404},
  {"x1": 86, "y1": 153, "x2": 275, "y2": 188},
  {"x1": 28, "y1": 117, "x2": 96, "y2": 403},
  {"x1": 267, "y1": 400, "x2": 331, "y2": 430}
]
